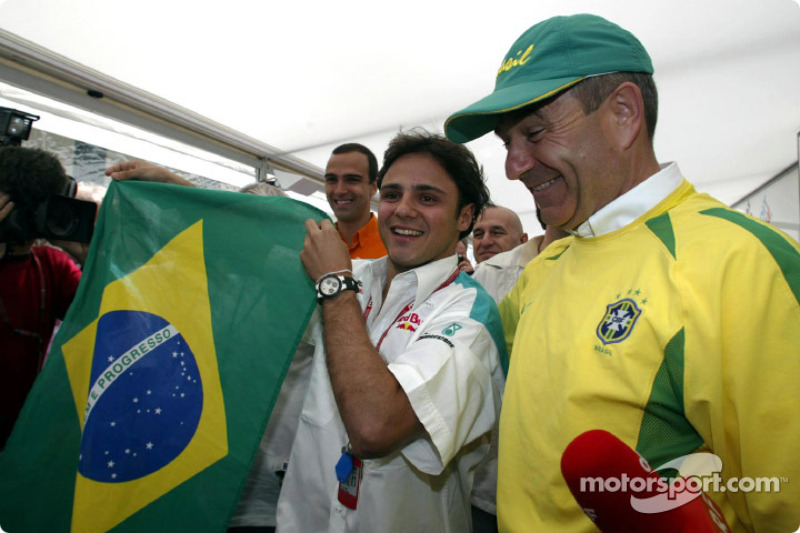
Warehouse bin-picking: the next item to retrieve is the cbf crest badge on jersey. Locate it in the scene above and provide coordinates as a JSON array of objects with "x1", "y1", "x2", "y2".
[{"x1": 596, "y1": 298, "x2": 641, "y2": 345}]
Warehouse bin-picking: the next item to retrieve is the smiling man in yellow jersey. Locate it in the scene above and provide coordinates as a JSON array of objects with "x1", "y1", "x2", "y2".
[{"x1": 446, "y1": 13, "x2": 800, "y2": 533}]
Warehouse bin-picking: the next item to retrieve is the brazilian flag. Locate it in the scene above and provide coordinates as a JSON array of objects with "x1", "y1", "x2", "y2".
[{"x1": 0, "y1": 180, "x2": 327, "y2": 532}]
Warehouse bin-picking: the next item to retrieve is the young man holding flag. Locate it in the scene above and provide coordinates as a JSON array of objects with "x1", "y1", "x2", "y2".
[{"x1": 278, "y1": 130, "x2": 505, "y2": 532}]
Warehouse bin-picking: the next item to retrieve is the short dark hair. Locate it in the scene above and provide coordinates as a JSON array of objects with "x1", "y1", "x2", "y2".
[
  {"x1": 0, "y1": 146, "x2": 68, "y2": 206},
  {"x1": 570, "y1": 72, "x2": 658, "y2": 140},
  {"x1": 331, "y1": 143, "x2": 379, "y2": 183},
  {"x1": 378, "y1": 130, "x2": 489, "y2": 239}
]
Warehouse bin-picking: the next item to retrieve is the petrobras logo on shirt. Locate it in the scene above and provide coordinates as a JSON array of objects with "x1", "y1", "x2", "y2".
[{"x1": 441, "y1": 323, "x2": 462, "y2": 336}]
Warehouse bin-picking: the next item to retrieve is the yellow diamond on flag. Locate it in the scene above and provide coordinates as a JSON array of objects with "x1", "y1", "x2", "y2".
[{"x1": 63, "y1": 220, "x2": 228, "y2": 533}]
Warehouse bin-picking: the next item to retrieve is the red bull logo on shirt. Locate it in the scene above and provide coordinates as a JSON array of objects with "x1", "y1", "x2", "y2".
[{"x1": 396, "y1": 313, "x2": 421, "y2": 332}]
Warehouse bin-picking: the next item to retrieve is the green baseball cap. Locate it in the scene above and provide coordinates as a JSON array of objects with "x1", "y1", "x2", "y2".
[{"x1": 445, "y1": 14, "x2": 654, "y2": 144}]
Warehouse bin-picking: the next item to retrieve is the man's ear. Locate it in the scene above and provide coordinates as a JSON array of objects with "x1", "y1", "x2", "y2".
[
  {"x1": 370, "y1": 180, "x2": 378, "y2": 198},
  {"x1": 605, "y1": 82, "x2": 645, "y2": 150},
  {"x1": 520, "y1": 232, "x2": 529, "y2": 244},
  {"x1": 458, "y1": 204, "x2": 475, "y2": 233}
]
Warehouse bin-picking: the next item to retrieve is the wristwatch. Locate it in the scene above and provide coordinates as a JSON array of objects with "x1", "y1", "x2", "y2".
[{"x1": 316, "y1": 273, "x2": 360, "y2": 302}]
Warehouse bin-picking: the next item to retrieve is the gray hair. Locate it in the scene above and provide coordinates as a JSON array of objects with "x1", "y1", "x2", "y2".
[{"x1": 239, "y1": 181, "x2": 288, "y2": 197}]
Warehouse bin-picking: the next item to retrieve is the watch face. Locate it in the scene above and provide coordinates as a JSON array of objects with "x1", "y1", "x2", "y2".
[{"x1": 320, "y1": 276, "x2": 341, "y2": 296}]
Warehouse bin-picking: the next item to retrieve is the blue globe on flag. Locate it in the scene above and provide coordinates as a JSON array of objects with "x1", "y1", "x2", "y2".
[{"x1": 78, "y1": 310, "x2": 203, "y2": 483}]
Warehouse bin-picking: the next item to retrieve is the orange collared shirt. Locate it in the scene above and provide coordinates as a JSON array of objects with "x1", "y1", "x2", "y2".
[{"x1": 339, "y1": 213, "x2": 387, "y2": 260}]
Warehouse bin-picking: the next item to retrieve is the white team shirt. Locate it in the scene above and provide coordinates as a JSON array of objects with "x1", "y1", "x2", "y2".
[
  {"x1": 472, "y1": 237, "x2": 544, "y2": 305},
  {"x1": 276, "y1": 255, "x2": 506, "y2": 533}
]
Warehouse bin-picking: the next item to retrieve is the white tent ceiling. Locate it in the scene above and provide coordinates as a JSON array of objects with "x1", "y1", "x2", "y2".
[{"x1": 0, "y1": 0, "x2": 798, "y2": 235}]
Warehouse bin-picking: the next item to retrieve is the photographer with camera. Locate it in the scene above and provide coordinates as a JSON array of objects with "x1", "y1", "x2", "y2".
[{"x1": 0, "y1": 146, "x2": 87, "y2": 449}]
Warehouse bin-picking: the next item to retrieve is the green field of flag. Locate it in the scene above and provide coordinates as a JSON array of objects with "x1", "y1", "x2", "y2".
[{"x1": 0, "y1": 180, "x2": 327, "y2": 533}]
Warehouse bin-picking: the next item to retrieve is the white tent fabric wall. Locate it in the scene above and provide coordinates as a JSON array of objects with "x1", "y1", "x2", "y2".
[
  {"x1": 732, "y1": 162, "x2": 800, "y2": 242},
  {"x1": 0, "y1": 0, "x2": 798, "y2": 238}
]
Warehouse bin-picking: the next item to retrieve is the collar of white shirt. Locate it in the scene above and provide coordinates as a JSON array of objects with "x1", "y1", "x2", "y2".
[
  {"x1": 571, "y1": 162, "x2": 683, "y2": 238},
  {"x1": 359, "y1": 254, "x2": 461, "y2": 309}
]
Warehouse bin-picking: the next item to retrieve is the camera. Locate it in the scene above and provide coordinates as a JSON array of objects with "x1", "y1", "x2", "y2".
[
  {"x1": 0, "y1": 107, "x2": 39, "y2": 147},
  {"x1": 0, "y1": 175, "x2": 97, "y2": 244},
  {"x1": 0, "y1": 107, "x2": 98, "y2": 244}
]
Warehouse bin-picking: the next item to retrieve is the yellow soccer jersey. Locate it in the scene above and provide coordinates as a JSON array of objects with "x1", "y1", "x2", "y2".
[{"x1": 498, "y1": 181, "x2": 800, "y2": 532}]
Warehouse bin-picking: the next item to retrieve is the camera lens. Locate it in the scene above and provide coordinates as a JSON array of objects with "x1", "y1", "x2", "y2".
[{"x1": 44, "y1": 198, "x2": 77, "y2": 238}]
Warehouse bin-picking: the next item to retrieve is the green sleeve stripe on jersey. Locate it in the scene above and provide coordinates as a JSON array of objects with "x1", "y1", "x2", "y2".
[
  {"x1": 456, "y1": 273, "x2": 510, "y2": 376},
  {"x1": 701, "y1": 208, "x2": 800, "y2": 306},
  {"x1": 636, "y1": 328, "x2": 704, "y2": 470},
  {"x1": 645, "y1": 213, "x2": 677, "y2": 259}
]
